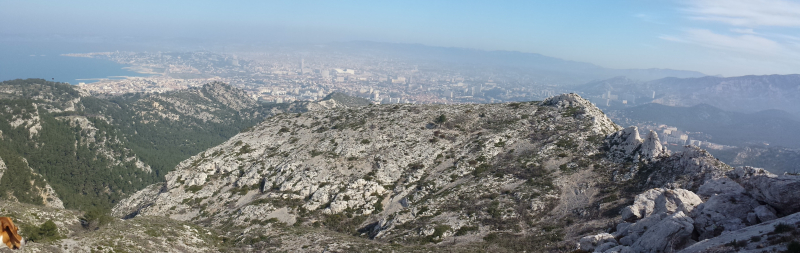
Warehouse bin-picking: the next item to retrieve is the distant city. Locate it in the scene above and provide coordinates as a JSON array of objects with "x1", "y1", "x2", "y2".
[{"x1": 67, "y1": 50, "x2": 561, "y2": 105}]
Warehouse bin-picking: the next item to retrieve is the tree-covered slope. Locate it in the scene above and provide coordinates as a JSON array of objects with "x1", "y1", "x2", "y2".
[{"x1": 0, "y1": 79, "x2": 290, "y2": 210}]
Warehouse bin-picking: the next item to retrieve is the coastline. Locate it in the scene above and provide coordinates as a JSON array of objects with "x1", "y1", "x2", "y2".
[{"x1": 59, "y1": 53, "x2": 157, "y2": 83}]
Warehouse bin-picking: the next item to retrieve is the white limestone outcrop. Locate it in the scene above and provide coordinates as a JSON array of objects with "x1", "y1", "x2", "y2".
[{"x1": 605, "y1": 127, "x2": 668, "y2": 163}]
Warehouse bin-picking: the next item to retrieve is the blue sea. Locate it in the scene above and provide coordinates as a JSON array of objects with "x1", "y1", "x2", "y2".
[{"x1": 0, "y1": 41, "x2": 149, "y2": 85}]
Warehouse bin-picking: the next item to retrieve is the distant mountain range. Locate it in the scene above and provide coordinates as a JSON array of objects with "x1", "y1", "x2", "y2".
[
  {"x1": 576, "y1": 75, "x2": 800, "y2": 114},
  {"x1": 609, "y1": 103, "x2": 800, "y2": 149},
  {"x1": 606, "y1": 102, "x2": 800, "y2": 174},
  {"x1": 326, "y1": 41, "x2": 706, "y2": 84}
]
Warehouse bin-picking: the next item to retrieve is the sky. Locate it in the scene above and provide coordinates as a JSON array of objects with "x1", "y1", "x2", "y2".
[{"x1": 2, "y1": 0, "x2": 800, "y2": 77}]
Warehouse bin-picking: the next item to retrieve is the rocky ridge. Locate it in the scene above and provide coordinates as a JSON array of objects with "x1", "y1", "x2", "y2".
[
  {"x1": 109, "y1": 92, "x2": 791, "y2": 252},
  {"x1": 103, "y1": 91, "x2": 797, "y2": 252},
  {"x1": 112, "y1": 93, "x2": 632, "y2": 251},
  {"x1": 579, "y1": 160, "x2": 800, "y2": 252},
  {"x1": 0, "y1": 79, "x2": 291, "y2": 210}
]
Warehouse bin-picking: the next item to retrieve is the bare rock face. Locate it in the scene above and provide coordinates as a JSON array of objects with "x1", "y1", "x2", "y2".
[
  {"x1": 112, "y1": 94, "x2": 625, "y2": 246},
  {"x1": 629, "y1": 211, "x2": 694, "y2": 253},
  {"x1": 621, "y1": 188, "x2": 664, "y2": 221},
  {"x1": 605, "y1": 126, "x2": 643, "y2": 162},
  {"x1": 653, "y1": 189, "x2": 703, "y2": 217},
  {"x1": 640, "y1": 130, "x2": 667, "y2": 159},
  {"x1": 752, "y1": 205, "x2": 777, "y2": 223},
  {"x1": 581, "y1": 151, "x2": 800, "y2": 253},
  {"x1": 641, "y1": 146, "x2": 731, "y2": 192},
  {"x1": 0, "y1": 157, "x2": 6, "y2": 182},
  {"x1": 679, "y1": 212, "x2": 800, "y2": 253},
  {"x1": 621, "y1": 188, "x2": 701, "y2": 222},
  {"x1": 613, "y1": 189, "x2": 701, "y2": 252},
  {"x1": 695, "y1": 176, "x2": 744, "y2": 198},
  {"x1": 605, "y1": 127, "x2": 668, "y2": 163},
  {"x1": 691, "y1": 192, "x2": 760, "y2": 240},
  {"x1": 199, "y1": 81, "x2": 258, "y2": 111},
  {"x1": 731, "y1": 166, "x2": 800, "y2": 215},
  {"x1": 579, "y1": 233, "x2": 616, "y2": 251},
  {"x1": 543, "y1": 93, "x2": 621, "y2": 135}
]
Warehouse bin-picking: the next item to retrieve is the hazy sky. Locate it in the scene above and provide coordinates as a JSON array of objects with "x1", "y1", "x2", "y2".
[{"x1": 2, "y1": 0, "x2": 800, "y2": 76}]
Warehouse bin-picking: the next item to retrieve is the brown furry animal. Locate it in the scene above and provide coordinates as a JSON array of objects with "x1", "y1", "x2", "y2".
[{"x1": 0, "y1": 217, "x2": 22, "y2": 249}]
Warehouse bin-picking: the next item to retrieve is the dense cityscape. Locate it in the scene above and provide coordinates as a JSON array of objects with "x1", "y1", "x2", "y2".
[{"x1": 69, "y1": 50, "x2": 561, "y2": 104}]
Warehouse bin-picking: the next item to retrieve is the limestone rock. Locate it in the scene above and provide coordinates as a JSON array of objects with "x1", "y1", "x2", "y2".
[
  {"x1": 605, "y1": 127, "x2": 668, "y2": 163},
  {"x1": 731, "y1": 166, "x2": 800, "y2": 215},
  {"x1": 641, "y1": 146, "x2": 731, "y2": 192},
  {"x1": 696, "y1": 176, "x2": 744, "y2": 198},
  {"x1": 629, "y1": 211, "x2": 694, "y2": 253},
  {"x1": 753, "y1": 205, "x2": 777, "y2": 223},
  {"x1": 0, "y1": 157, "x2": 6, "y2": 182},
  {"x1": 691, "y1": 192, "x2": 760, "y2": 240},
  {"x1": 110, "y1": 93, "x2": 632, "y2": 248},
  {"x1": 640, "y1": 130, "x2": 667, "y2": 159},
  {"x1": 596, "y1": 241, "x2": 619, "y2": 252},
  {"x1": 618, "y1": 213, "x2": 669, "y2": 246},
  {"x1": 679, "y1": 212, "x2": 800, "y2": 253},
  {"x1": 579, "y1": 233, "x2": 616, "y2": 251},
  {"x1": 621, "y1": 188, "x2": 701, "y2": 221},
  {"x1": 653, "y1": 189, "x2": 703, "y2": 217},
  {"x1": 621, "y1": 188, "x2": 664, "y2": 221},
  {"x1": 542, "y1": 93, "x2": 621, "y2": 135},
  {"x1": 602, "y1": 245, "x2": 634, "y2": 253}
]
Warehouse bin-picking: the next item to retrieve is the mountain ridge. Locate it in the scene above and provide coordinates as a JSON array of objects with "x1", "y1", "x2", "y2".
[
  {"x1": 328, "y1": 41, "x2": 707, "y2": 84},
  {"x1": 0, "y1": 79, "x2": 294, "y2": 210},
  {"x1": 576, "y1": 74, "x2": 800, "y2": 114}
]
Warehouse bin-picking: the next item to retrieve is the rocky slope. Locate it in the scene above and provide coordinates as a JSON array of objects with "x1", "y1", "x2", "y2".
[
  {"x1": 580, "y1": 165, "x2": 800, "y2": 253},
  {"x1": 0, "y1": 79, "x2": 291, "y2": 210},
  {"x1": 0, "y1": 200, "x2": 223, "y2": 252},
  {"x1": 0, "y1": 88, "x2": 786, "y2": 252},
  {"x1": 110, "y1": 92, "x2": 790, "y2": 252}
]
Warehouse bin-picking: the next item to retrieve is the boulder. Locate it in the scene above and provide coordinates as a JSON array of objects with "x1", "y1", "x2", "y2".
[
  {"x1": 732, "y1": 166, "x2": 800, "y2": 215},
  {"x1": 753, "y1": 205, "x2": 777, "y2": 223},
  {"x1": 596, "y1": 241, "x2": 619, "y2": 252},
  {"x1": 618, "y1": 213, "x2": 668, "y2": 246},
  {"x1": 641, "y1": 146, "x2": 731, "y2": 192},
  {"x1": 621, "y1": 188, "x2": 701, "y2": 221},
  {"x1": 621, "y1": 188, "x2": 665, "y2": 221},
  {"x1": 691, "y1": 192, "x2": 760, "y2": 240},
  {"x1": 629, "y1": 211, "x2": 694, "y2": 253},
  {"x1": 602, "y1": 245, "x2": 634, "y2": 253},
  {"x1": 579, "y1": 233, "x2": 616, "y2": 252},
  {"x1": 653, "y1": 189, "x2": 703, "y2": 216},
  {"x1": 695, "y1": 176, "x2": 744, "y2": 198}
]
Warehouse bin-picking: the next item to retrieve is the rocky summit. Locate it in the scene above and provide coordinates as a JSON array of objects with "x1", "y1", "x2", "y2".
[
  {"x1": 8, "y1": 86, "x2": 797, "y2": 252},
  {"x1": 106, "y1": 92, "x2": 799, "y2": 252}
]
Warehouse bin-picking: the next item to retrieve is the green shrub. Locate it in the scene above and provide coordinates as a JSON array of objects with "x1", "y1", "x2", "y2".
[
  {"x1": 186, "y1": 185, "x2": 203, "y2": 193},
  {"x1": 81, "y1": 207, "x2": 114, "y2": 230},
  {"x1": 373, "y1": 196, "x2": 384, "y2": 212},
  {"x1": 435, "y1": 114, "x2": 447, "y2": 124},
  {"x1": 23, "y1": 220, "x2": 61, "y2": 242},
  {"x1": 472, "y1": 164, "x2": 490, "y2": 176},
  {"x1": 455, "y1": 226, "x2": 478, "y2": 236}
]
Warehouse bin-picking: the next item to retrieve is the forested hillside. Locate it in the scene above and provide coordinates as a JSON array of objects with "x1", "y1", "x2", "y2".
[{"x1": 0, "y1": 79, "x2": 290, "y2": 210}]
